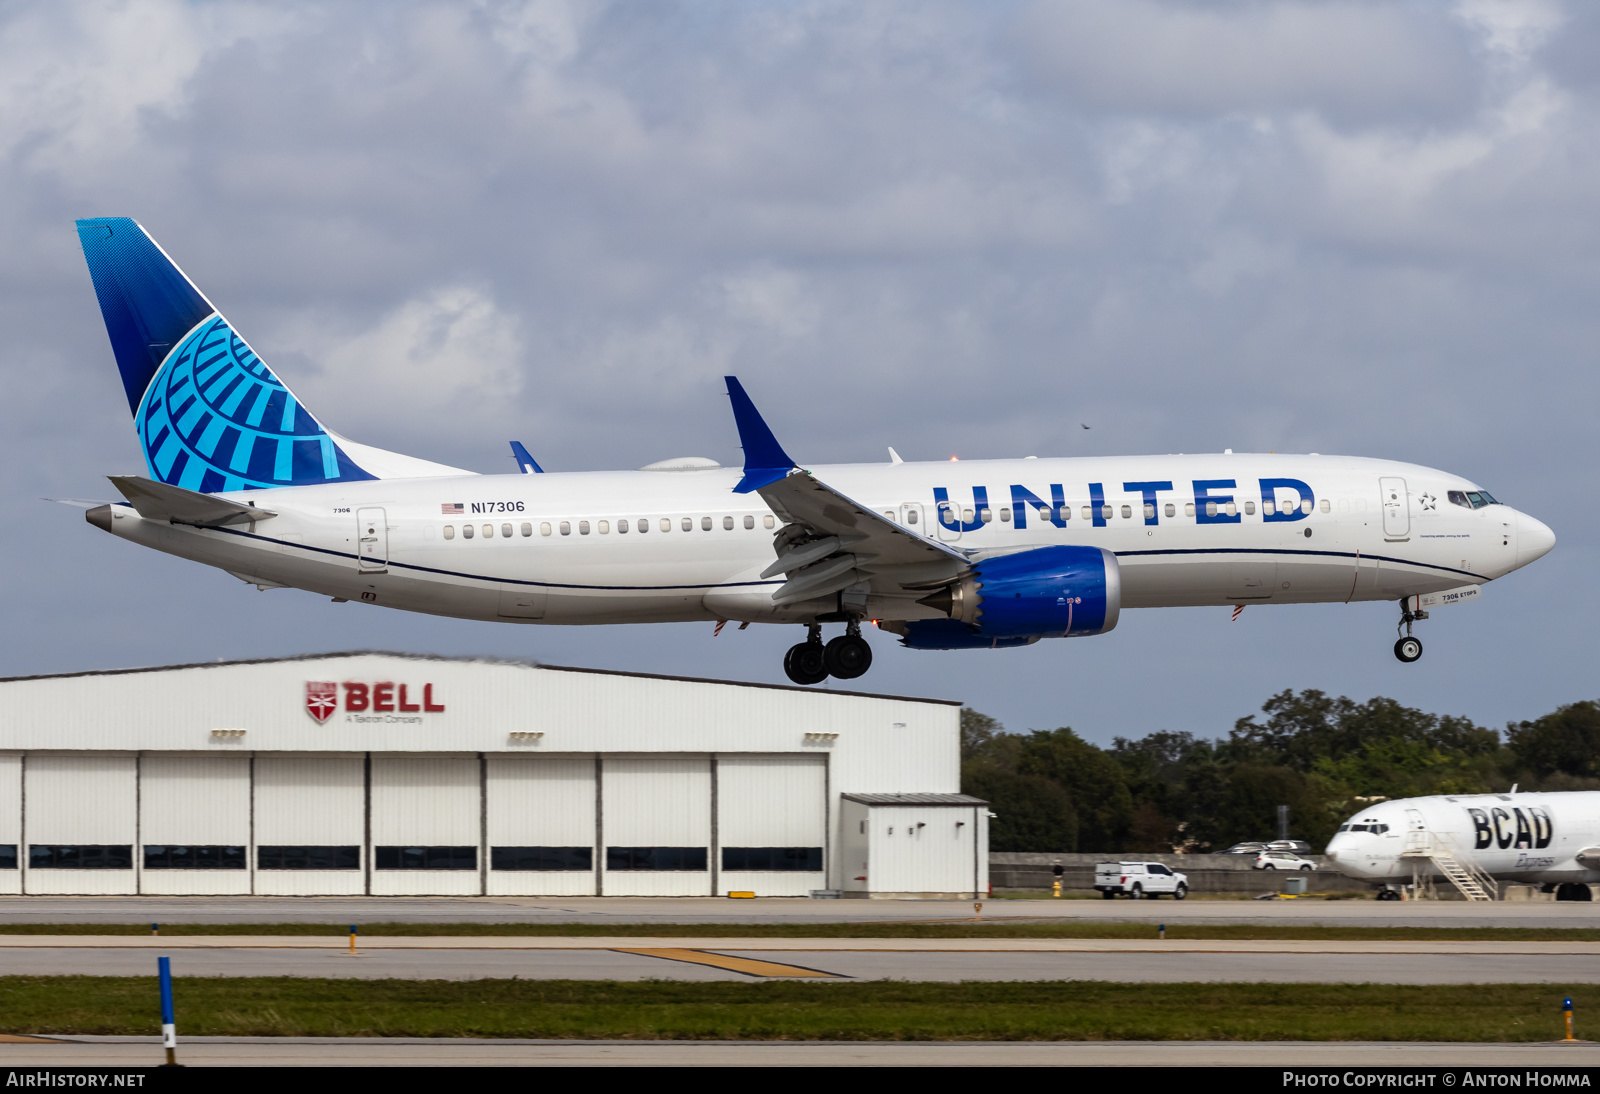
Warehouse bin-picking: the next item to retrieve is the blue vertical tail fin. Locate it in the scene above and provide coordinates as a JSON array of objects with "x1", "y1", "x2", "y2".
[{"x1": 77, "y1": 217, "x2": 380, "y2": 492}]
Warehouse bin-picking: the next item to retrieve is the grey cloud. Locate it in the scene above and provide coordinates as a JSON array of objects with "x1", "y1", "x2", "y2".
[{"x1": 1016, "y1": 0, "x2": 1481, "y2": 126}]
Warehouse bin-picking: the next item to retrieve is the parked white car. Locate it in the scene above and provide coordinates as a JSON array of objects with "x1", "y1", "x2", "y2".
[
  {"x1": 1094, "y1": 861, "x2": 1189, "y2": 899},
  {"x1": 1254, "y1": 851, "x2": 1316, "y2": 871}
]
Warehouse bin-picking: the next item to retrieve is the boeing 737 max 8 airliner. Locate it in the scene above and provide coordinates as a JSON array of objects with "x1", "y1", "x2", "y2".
[{"x1": 73, "y1": 218, "x2": 1556, "y2": 684}]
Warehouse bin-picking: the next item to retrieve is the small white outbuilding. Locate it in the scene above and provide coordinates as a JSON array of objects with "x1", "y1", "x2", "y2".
[{"x1": 0, "y1": 651, "x2": 983, "y2": 898}]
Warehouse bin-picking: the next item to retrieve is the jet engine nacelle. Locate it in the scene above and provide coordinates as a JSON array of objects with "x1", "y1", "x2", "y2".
[{"x1": 896, "y1": 545, "x2": 1121, "y2": 649}]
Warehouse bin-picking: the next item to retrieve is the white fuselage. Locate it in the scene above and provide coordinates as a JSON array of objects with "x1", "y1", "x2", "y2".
[
  {"x1": 1326, "y1": 792, "x2": 1600, "y2": 887},
  {"x1": 94, "y1": 452, "x2": 1554, "y2": 628}
]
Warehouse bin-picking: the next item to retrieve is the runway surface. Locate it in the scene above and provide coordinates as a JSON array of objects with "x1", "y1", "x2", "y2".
[
  {"x1": 4, "y1": 1037, "x2": 1599, "y2": 1067},
  {"x1": 0, "y1": 895, "x2": 1596, "y2": 928},
  {"x1": 6, "y1": 935, "x2": 1599, "y2": 982}
]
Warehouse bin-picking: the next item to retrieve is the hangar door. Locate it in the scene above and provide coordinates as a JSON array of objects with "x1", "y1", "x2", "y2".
[
  {"x1": 601, "y1": 757, "x2": 711, "y2": 897},
  {"x1": 486, "y1": 756, "x2": 597, "y2": 896},
  {"x1": 139, "y1": 754, "x2": 251, "y2": 895},
  {"x1": 717, "y1": 755, "x2": 826, "y2": 897},
  {"x1": 254, "y1": 754, "x2": 366, "y2": 896}
]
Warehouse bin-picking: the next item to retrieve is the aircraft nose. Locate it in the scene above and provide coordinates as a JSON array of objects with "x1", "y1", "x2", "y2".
[{"x1": 1515, "y1": 511, "x2": 1556, "y2": 569}]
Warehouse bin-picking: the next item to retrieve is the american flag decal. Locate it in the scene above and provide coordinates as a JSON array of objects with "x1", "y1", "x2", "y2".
[{"x1": 441, "y1": 503, "x2": 463, "y2": 514}]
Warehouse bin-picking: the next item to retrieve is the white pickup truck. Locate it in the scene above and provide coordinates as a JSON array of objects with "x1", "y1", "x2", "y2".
[{"x1": 1094, "y1": 861, "x2": 1189, "y2": 900}]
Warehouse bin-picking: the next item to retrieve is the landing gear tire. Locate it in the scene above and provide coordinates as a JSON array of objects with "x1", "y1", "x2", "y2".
[
  {"x1": 1376, "y1": 888, "x2": 1401, "y2": 901},
  {"x1": 1394, "y1": 636, "x2": 1423, "y2": 663},
  {"x1": 783, "y1": 641, "x2": 828, "y2": 686},
  {"x1": 823, "y1": 635, "x2": 873, "y2": 680}
]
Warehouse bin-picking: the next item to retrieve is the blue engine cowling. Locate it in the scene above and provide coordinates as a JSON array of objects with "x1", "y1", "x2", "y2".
[{"x1": 895, "y1": 545, "x2": 1120, "y2": 650}]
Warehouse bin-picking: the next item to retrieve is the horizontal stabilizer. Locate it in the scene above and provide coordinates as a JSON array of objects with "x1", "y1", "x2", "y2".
[{"x1": 108, "y1": 475, "x2": 276, "y2": 528}]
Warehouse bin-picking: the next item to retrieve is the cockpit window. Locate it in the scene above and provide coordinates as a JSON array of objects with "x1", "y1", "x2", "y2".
[
  {"x1": 1337, "y1": 824, "x2": 1349, "y2": 832},
  {"x1": 1449, "y1": 490, "x2": 1500, "y2": 510}
]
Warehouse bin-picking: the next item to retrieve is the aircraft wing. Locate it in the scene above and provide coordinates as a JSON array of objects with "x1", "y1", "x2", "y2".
[
  {"x1": 724, "y1": 377, "x2": 968, "y2": 606},
  {"x1": 108, "y1": 475, "x2": 277, "y2": 528}
]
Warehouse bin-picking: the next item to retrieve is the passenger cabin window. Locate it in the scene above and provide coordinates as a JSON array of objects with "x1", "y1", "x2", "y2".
[
  {"x1": 1082, "y1": 506, "x2": 1093, "y2": 520},
  {"x1": 907, "y1": 511, "x2": 920, "y2": 525},
  {"x1": 1164, "y1": 503, "x2": 1175, "y2": 517},
  {"x1": 963, "y1": 508, "x2": 975, "y2": 523},
  {"x1": 579, "y1": 521, "x2": 590, "y2": 535},
  {"x1": 1100, "y1": 505, "x2": 1113, "y2": 520},
  {"x1": 702, "y1": 516, "x2": 713, "y2": 531},
  {"x1": 482, "y1": 524, "x2": 493, "y2": 538},
  {"x1": 744, "y1": 515, "x2": 755, "y2": 529},
  {"x1": 682, "y1": 517, "x2": 693, "y2": 531},
  {"x1": 1224, "y1": 502, "x2": 1236, "y2": 516},
  {"x1": 1205, "y1": 501, "x2": 1218, "y2": 517},
  {"x1": 1301, "y1": 499, "x2": 1313, "y2": 515},
  {"x1": 540, "y1": 523, "x2": 552, "y2": 536},
  {"x1": 637, "y1": 518, "x2": 647, "y2": 533},
  {"x1": 763, "y1": 514, "x2": 775, "y2": 528},
  {"x1": 521, "y1": 523, "x2": 532, "y2": 537},
  {"x1": 1143, "y1": 504, "x2": 1155, "y2": 520},
  {"x1": 1263, "y1": 500, "x2": 1276, "y2": 515},
  {"x1": 1120, "y1": 505, "x2": 1132, "y2": 519},
  {"x1": 1185, "y1": 502, "x2": 1195, "y2": 517},
  {"x1": 660, "y1": 518, "x2": 671, "y2": 532},
  {"x1": 1319, "y1": 500, "x2": 1330, "y2": 513},
  {"x1": 502, "y1": 523, "x2": 513, "y2": 538},
  {"x1": 443, "y1": 525, "x2": 455, "y2": 540},
  {"x1": 999, "y1": 507, "x2": 1011, "y2": 522},
  {"x1": 463, "y1": 525, "x2": 474, "y2": 539},
  {"x1": 980, "y1": 508, "x2": 992, "y2": 523},
  {"x1": 723, "y1": 516, "x2": 734, "y2": 530},
  {"x1": 559, "y1": 521, "x2": 571, "y2": 536},
  {"x1": 1244, "y1": 501, "x2": 1256, "y2": 515},
  {"x1": 617, "y1": 519, "x2": 628, "y2": 533},
  {"x1": 598, "y1": 520, "x2": 609, "y2": 534}
]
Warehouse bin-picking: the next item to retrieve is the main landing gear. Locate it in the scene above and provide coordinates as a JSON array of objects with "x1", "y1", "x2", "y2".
[
  {"x1": 1394, "y1": 597, "x2": 1427, "y2": 664},
  {"x1": 783, "y1": 621, "x2": 873, "y2": 686}
]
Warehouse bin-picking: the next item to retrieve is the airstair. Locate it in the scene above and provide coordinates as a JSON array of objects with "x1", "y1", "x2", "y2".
[{"x1": 1400, "y1": 812, "x2": 1497, "y2": 902}]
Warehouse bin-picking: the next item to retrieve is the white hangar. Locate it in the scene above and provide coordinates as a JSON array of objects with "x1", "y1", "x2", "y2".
[{"x1": 0, "y1": 652, "x2": 986, "y2": 899}]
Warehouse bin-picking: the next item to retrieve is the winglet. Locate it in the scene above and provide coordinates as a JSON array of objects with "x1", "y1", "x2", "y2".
[
  {"x1": 725, "y1": 377, "x2": 797, "y2": 493},
  {"x1": 510, "y1": 441, "x2": 544, "y2": 474}
]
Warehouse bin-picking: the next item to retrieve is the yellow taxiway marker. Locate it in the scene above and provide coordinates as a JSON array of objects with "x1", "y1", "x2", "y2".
[{"x1": 609, "y1": 948, "x2": 841, "y2": 978}]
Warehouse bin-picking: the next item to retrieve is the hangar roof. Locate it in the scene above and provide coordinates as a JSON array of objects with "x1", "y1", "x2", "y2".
[
  {"x1": 842, "y1": 793, "x2": 988, "y2": 806},
  {"x1": 0, "y1": 650, "x2": 962, "y2": 707}
]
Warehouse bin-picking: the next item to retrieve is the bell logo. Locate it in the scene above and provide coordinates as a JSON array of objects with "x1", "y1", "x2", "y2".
[
  {"x1": 305, "y1": 682, "x2": 339, "y2": 723},
  {"x1": 305, "y1": 681, "x2": 445, "y2": 721},
  {"x1": 341, "y1": 682, "x2": 445, "y2": 714}
]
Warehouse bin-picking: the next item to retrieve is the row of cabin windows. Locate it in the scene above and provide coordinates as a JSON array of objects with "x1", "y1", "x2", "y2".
[
  {"x1": 918, "y1": 497, "x2": 1332, "y2": 525},
  {"x1": 443, "y1": 514, "x2": 778, "y2": 540}
]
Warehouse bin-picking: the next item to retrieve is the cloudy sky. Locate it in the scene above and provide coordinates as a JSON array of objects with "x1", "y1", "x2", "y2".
[{"x1": 2, "y1": 0, "x2": 1593, "y2": 744}]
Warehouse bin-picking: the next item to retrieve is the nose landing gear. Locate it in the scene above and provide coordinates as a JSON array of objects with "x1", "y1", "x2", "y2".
[
  {"x1": 1394, "y1": 597, "x2": 1427, "y2": 663},
  {"x1": 783, "y1": 620, "x2": 873, "y2": 685}
]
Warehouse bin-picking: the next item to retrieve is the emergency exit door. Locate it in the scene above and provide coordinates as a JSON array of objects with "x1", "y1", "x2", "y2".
[
  {"x1": 1379, "y1": 478, "x2": 1409, "y2": 539},
  {"x1": 357, "y1": 508, "x2": 388, "y2": 572}
]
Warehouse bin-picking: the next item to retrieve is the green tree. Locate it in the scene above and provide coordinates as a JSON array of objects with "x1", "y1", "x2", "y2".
[
  {"x1": 1018, "y1": 728, "x2": 1133, "y2": 852},
  {"x1": 1507, "y1": 701, "x2": 1600, "y2": 779},
  {"x1": 964, "y1": 768, "x2": 1078, "y2": 852}
]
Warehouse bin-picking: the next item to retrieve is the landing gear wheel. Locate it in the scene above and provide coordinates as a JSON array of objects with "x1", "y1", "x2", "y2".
[
  {"x1": 1174, "y1": 883, "x2": 1188, "y2": 900},
  {"x1": 823, "y1": 635, "x2": 873, "y2": 680},
  {"x1": 783, "y1": 642, "x2": 828, "y2": 686},
  {"x1": 1394, "y1": 636, "x2": 1423, "y2": 663},
  {"x1": 1376, "y1": 888, "x2": 1401, "y2": 901}
]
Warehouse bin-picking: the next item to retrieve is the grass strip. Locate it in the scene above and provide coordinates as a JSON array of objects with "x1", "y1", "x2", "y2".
[
  {"x1": 0, "y1": 978, "x2": 1580, "y2": 1041},
  {"x1": 2, "y1": 922, "x2": 1599, "y2": 941}
]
